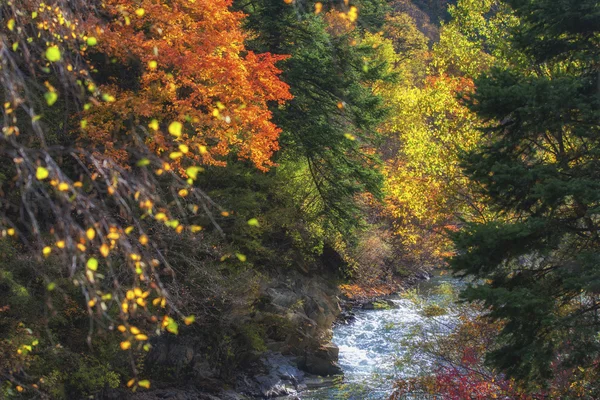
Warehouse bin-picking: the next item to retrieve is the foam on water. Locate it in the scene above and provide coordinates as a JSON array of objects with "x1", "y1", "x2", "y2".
[{"x1": 300, "y1": 275, "x2": 461, "y2": 400}]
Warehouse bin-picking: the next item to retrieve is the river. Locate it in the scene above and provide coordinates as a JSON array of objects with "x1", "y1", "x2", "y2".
[{"x1": 300, "y1": 273, "x2": 463, "y2": 399}]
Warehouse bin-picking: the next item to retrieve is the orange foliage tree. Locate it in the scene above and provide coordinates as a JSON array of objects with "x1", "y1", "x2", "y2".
[{"x1": 84, "y1": 0, "x2": 292, "y2": 171}]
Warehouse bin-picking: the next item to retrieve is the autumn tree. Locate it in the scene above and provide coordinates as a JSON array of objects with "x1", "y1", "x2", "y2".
[
  {"x1": 0, "y1": 0, "x2": 290, "y2": 394},
  {"x1": 376, "y1": 0, "x2": 517, "y2": 267}
]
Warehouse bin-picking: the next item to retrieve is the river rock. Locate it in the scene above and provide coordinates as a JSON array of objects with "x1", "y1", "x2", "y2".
[
  {"x1": 299, "y1": 344, "x2": 343, "y2": 376},
  {"x1": 362, "y1": 299, "x2": 398, "y2": 310}
]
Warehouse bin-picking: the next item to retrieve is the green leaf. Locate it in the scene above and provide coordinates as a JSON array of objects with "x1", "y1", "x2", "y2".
[
  {"x1": 247, "y1": 218, "x2": 260, "y2": 227},
  {"x1": 235, "y1": 253, "x2": 247, "y2": 262},
  {"x1": 138, "y1": 380, "x2": 151, "y2": 389},
  {"x1": 87, "y1": 257, "x2": 98, "y2": 271},
  {"x1": 45, "y1": 45, "x2": 61, "y2": 62},
  {"x1": 45, "y1": 91, "x2": 58, "y2": 106},
  {"x1": 136, "y1": 158, "x2": 151, "y2": 167},
  {"x1": 166, "y1": 318, "x2": 179, "y2": 335},
  {"x1": 86, "y1": 37, "x2": 98, "y2": 46}
]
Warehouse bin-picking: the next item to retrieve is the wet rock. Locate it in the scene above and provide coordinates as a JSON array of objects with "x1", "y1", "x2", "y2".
[
  {"x1": 235, "y1": 352, "x2": 307, "y2": 398},
  {"x1": 361, "y1": 299, "x2": 398, "y2": 310},
  {"x1": 303, "y1": 375, "x2": 342, "y2": 389},
  {"x1": 337, "y1": 310, "x2": 356, "y2": 324},
  {"x1": 299, "y1": 344, "x2": 343, "y2": 376},
  {"x1": 415, "y1": 270, "x2": 431, "y2": 280}
]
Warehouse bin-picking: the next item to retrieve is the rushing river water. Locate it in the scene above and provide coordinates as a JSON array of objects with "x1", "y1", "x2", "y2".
[{"x1": 300, "y1": 273, "x2": 463, "y2": 400}]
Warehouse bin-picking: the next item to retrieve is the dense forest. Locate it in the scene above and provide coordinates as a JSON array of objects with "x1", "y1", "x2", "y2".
[{"x1": 0, "y1": 0, "x2": 598, "y2": 398}]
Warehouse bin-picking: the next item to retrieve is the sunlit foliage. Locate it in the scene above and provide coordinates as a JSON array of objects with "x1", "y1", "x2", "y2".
[{"x1": 0, "y1": 0, "x2": 290, "y2": 393}]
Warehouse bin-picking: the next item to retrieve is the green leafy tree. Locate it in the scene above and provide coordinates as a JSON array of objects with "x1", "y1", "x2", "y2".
[{"x1": 452, "y1": 0, "x2": 600, "y2": 388}]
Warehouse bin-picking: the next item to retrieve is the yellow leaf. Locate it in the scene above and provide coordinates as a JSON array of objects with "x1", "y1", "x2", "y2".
[
  {"x1": 107, "y1": 232, "x2": 120, "y2": 240},
  {"x1": 139, "y1": 234, "x2": 148, "y2": 245},
  {"x1": 117, "y1": 325, "x2": 127, "y2": 332},
  {"x1": 135, "y1": 334, "x2": 148, "y2": 341},
  {"x1": 130, "y1": 326, "x2": 140, "y2": 335},
  {"x1": 185, "y1": 166, "x2": 203, "y2": 179},
  {"x1": 56, "y1": 240, "x2": 65, "y2": 249},
  {"x1": 184, "y1": 315, "x2": 195, "y2": 325},
  {"x1": 135, "y1": 8, "x2": 145, "y2": 17},
  {"x1": 42, "y1": 246, "x2": 51, "y2": 257},
  {"x1": 36, "y1": 166, "x2": 49, "y2": 180},
  {"x1": 138, "y1": 380, "x2": 151, "y2": 389},
  {"x1": 86, "y1": 227, "x2": 96, "y2": 240},
  {"x1": 148, "y1": 119, "x2": 159, "y2": 131},
  {"x1": 100, "y1": 244, "x2": 110, "y2": 257},
  {"x1": 127, "y1": 378, "x2": 135, "y2": 387},
  {"x1": 178, "y1": 189, "x2": 188, "y2": 197},
  {"x1": 148, "y1": 60, "x2": 158, "y2": 70},
  {"x1": 102, "y1": 93, "x2": 116, "y2": 102},
  {"x1": 168, "y1": 121, "x2": 182, "y2": 137},
  {"x1": 235, "y1": 253, "x2": 247, "y2": 262},
  {"x1": 190, "y1": 225, "x2": 202, "y2": 233},
  {"x1": 169, "y1": 152, "x2": 183, "y2": 160},
  {"x1": 7, "y1": 19, "x2": 15, "y2": 31},
  {"x1": 120, "y1": 341, "x2": 131, "y2": 350},
  {"x1": 7, "y1": 228, "x2": 15, "y2": 236},
  {"x1": 58, "y1": 182, "x2": 69, "y2": 191},
  {"x1": 178, "y1": 144, "x2": 189, "y2": 154}
]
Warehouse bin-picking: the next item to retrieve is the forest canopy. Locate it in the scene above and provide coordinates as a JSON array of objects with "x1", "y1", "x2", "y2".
[{"x1": 1, "y1": 0, "x2": 599, "y2": 398}]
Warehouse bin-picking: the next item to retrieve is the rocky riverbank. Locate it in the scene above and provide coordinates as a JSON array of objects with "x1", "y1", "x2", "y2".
[{"x1": 117, "y1": 268, "x2": 432, "y2": 399}]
